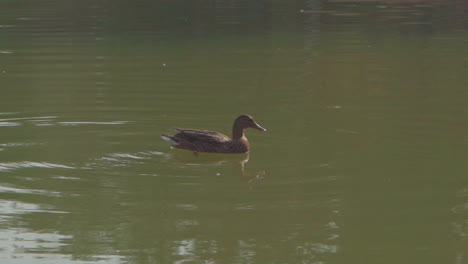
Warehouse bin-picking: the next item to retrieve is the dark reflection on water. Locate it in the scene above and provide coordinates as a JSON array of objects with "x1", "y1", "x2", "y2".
[{"x1": 1, "y1": 0, "x2": 468, "y2": 263}]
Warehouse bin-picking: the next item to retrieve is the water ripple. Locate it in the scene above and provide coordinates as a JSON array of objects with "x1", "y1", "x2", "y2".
[
  {"x1": 58, "y1": 121, "x2": 129, "y2": 126},
  {"x1": 0, "y1": 162, "x2": 74, "y2": 172},
  {"x1": 0, "y1": 142, "x2": 42, "y2": 147},
  {"x1": 89, "y1": 151, "x2": 167, "y2": 169},
  {"x1": 0, "y1": 116, "x2": 57, "y2": 122},
  {"x1": 110, "y1": 153, "x2": 149, "y2": 160},
  {"x1": 0, "y1": 200, "x2": 66, "y2": 214},
  {"x1": 0, "y1": 122, "x2": 20, "y2": 127}
]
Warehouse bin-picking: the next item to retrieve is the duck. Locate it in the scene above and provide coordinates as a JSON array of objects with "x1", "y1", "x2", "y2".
[{"x1": 161, "y1": 114, "x2": 266, "y2": 153}]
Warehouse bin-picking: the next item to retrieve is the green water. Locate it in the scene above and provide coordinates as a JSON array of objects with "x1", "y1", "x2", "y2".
[{"x1": 0, "y1": 1, "x2": 467, "y2": 263}]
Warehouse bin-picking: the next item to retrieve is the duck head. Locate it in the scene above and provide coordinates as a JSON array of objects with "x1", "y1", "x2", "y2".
[{"x1": 234, "y1": 114, "x2": 266, "y2": 132}]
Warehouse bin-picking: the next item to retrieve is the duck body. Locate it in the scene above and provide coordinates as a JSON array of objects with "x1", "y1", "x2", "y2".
[
  {"x1": 162, "y1": 128, "x2": 249, "y2": 153},
  {"x1": 161, "y1": 115, "x2": 266, "y2": 154}
]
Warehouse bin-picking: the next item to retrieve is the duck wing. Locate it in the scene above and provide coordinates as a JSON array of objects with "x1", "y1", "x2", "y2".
[{"x1": 174, "y1": 128, "x2": 231, "y2": 143}]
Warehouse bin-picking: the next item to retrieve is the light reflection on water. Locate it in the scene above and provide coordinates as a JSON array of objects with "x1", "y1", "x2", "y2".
[
  {"x1": 0, "y1": 162, "x2": 74, "y2": 172},
  {"x1": 0, "y1": 201, "x2": 112, "y2": 264}
]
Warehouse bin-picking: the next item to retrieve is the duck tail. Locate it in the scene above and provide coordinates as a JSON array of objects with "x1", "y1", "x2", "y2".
[{"x1": 161, "y1": 134, "x2": 179, "y2": 146}]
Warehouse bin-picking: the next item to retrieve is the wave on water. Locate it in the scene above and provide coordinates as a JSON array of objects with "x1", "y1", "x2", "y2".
[
  {"x1": 0, "y1": 115, "x2": 58, "y2": 127},
  {"x1": 0, "y1": 122, "x2": 20, "y2": 127},
  {"x1": 0, "y1": 162, "x2": 74, "y2": 172},
  {"x1": 0, "y1": 116, "x2": 58, "y2": 122},
  {"x1": 0, "y1": 185, "x2": 62, "y2": 197},
  {"x1": 87, "y1": 151, "x2": 168, "y2": 169},
  {"x1": 58, "y1": 121, "x2": 129, "y2": 126},
  {"x1": 0, "y1": 114, "x2": 130, "y2": 127}
]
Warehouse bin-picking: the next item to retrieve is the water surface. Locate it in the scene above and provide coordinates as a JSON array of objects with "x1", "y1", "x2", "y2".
[{"x1": 0, "y1": 0, "x2": 467, "y2": 263}]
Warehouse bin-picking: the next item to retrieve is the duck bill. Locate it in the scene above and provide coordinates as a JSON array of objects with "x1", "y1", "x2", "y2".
[{"x1": 253, "y1": 122, "x2": 267, "y2": 132}]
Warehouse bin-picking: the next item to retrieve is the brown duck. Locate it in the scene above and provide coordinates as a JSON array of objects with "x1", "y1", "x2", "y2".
[{"x1": 161, "y1": 115, "x2": 266, "y2": 153}]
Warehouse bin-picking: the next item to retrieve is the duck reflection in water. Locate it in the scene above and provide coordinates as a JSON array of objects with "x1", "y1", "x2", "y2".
[{"x1": 165, "y1": 151, "x2": 265, "y2": 185}]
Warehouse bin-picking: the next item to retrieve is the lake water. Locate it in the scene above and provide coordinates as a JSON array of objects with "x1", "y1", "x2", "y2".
[{"x1": 0, "y1": 0, "x2": 467, "y2": 263}]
